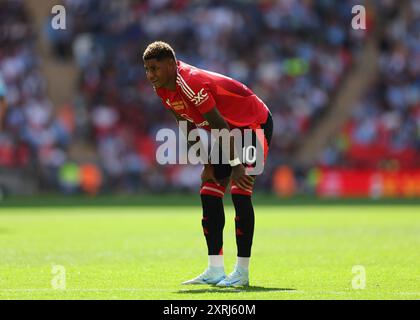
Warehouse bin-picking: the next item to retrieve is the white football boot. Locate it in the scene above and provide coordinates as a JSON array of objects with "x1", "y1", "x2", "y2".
[
  {"x1": 182, "y1": 266, "x2": 226, "y2": 285},
  {"x1": 216, "y1": 266, "x2": 249, "y2": 287}
]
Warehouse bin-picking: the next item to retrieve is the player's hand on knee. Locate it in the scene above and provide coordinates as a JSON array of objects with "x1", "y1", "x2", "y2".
[{"x1": 231, "y1": 164, "x2": 254, "y2": 190}]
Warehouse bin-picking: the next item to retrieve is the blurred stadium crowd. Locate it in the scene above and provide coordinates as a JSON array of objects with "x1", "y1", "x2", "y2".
[
  {"x1": 319, "y1": 0, "x2": 420, "y2": 170},
  {"x1": 0, "y1": 0, "x2": 418, "y2": 196},
  {"x1": 0, "y1": 1, "x2": 73, "y2": 189}
]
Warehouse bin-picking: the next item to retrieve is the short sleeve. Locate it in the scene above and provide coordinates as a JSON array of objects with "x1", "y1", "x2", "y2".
[{"x1": 177, "y1": 75, "x2": 215, "y2": 114}]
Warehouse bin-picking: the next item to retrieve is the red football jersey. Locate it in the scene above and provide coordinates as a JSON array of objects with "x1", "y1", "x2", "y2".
[{"x1": 155, "y1": 60, "x2": 269, "y2": 131}]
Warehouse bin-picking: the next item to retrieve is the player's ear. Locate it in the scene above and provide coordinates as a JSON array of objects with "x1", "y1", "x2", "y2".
[{"x1": 168, "y1": 58, "x2": 177, "y2": 72}]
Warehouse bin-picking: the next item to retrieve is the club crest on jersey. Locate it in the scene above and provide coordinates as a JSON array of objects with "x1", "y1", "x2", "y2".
[
  {"x1": 166, "y1": 99, "x2": 185, "y2": 110},
  {"x1": 172, "y1": 101, "x2": 185, "y2": 110}
]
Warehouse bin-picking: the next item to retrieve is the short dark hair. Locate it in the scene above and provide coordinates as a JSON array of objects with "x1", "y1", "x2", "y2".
[{"x1": 143, "y1": 41, "x2": 176, "y2": 61}]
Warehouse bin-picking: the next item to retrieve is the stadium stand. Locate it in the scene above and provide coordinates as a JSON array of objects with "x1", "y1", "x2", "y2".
[
  {"x1": 0, "y1": 0, "x2": 72, "y2": 194},
  {"x1": 318, "y1": 0, "x2": 419, "y2": 170}
]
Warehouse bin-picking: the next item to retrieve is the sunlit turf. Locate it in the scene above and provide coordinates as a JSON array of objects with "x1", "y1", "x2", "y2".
[{"x1": 0, "y1": 199, "x2": 419, "y2": 299}]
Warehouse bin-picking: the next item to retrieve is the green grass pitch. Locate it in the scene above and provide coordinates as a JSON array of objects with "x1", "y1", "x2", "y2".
[{"x1": 0, "y1": 196, "x2": 419, "y2": 299}]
